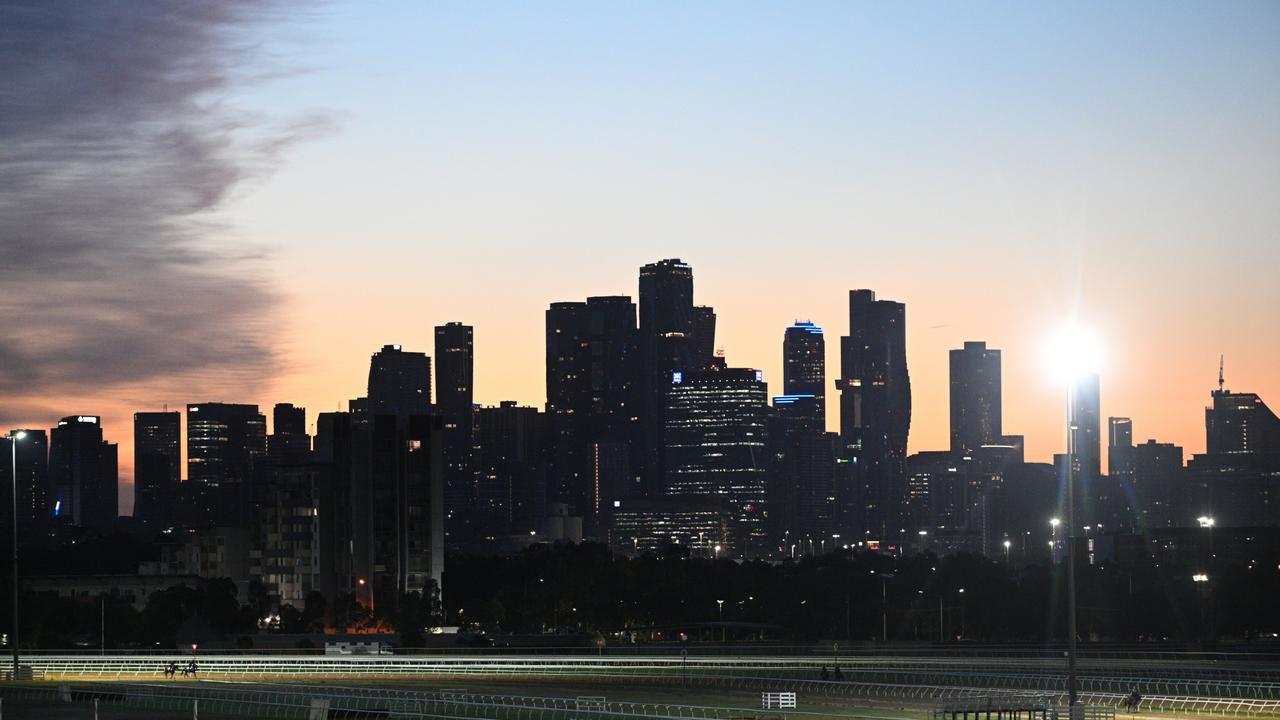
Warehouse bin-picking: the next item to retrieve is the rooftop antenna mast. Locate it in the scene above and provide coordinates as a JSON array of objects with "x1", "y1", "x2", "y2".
[{"x1": 1218, "y1": 355, "x2": 1225, "y2": 393}]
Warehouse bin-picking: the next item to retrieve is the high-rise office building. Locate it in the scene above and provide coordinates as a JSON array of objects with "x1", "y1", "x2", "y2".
[
  {"x1": 474, "y1": 401, "x2": 546, "y2": 534},
  {"x1": 1206, "y1": 386, "x2": 1280, "y2": 455},
  {"x1": 783, "y1": 321, "x2": 825, "y2": 426},
  {"x1": 767, "y1": 395, "x2": 837, "y2": 549},
  {"x1": 836, "y1": 290, "x2": 911, "y2": 539},
  {"x1": 435, "y1": 322, "x2": 475, "y2": 525},
  {"x1": 692, "y1": 305, "x2": 717, "y2": 366},
  {"x1": 48, "y1": 416, "x2": 118, "y2": 529},
  {"x1": 1108, "y1": 417, "x2": 1135, "y2": 480},
  {"x1": 434, "y1": 323, "x2": 474, "y2": 413},
  {"x1": 251, "y1": 460, "x2": 338, "y2": 608},
  {"x1": 187, "y1": 403, "x2": 267, "y2": 526},
  {"x1": 267, "y1": 403, "x2": 309, "y2": 460},
  {"x1": 949, "y1": 341, "x2": 1001, "y2": 456},
  {"x1": 639, "y1": 259, "x2": 697, "y2": 493},
  {"x1": 1070, "y1": 373, "x2": 1102, "y2": 482},
  {"x1": 545, "y1": 296, "x2": 639, "y2": 534},
  {"x1": 1130, "y1": 439, "x2": 1183, "y2": 528},
  {"x1": 134, "y1": 411, "x2": 180, "y2": 526},
  {"x1": 1, "y1": 429, "x2": 49, "y2": 530},
  {"x1": 665, "y1": 366, "x2": 769, "y2": 556},
  {"x1": 357, "y1": 414, "x2": 445, "y2": 602},
  {"x1": 1186, "y1": 371, "x2": 1280, "y2": 528},
  {"x1": 367, "y1": 344, "x2": 431, "y2": 425}
]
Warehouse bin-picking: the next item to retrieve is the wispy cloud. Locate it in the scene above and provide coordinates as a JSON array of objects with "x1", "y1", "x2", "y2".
[{"x1": 0, "y1": 1, "x2": 321, "y2": 425}]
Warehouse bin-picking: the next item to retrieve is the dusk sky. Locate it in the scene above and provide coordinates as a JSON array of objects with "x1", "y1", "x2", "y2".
[{"x1": 2, "y1": 1, "x2": 1278, "y2": 515}]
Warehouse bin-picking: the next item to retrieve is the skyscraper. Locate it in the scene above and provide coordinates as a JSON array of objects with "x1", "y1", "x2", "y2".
[
  {"x1": 1186, "y1": 371, "x2": 1280, "y2": 527},
  {"x1": 783, "y1": 321, "x2": 825, "y2": 426},
  {"x1": 949, "y1": 341, "x2": 1001, "y2": 456},
  {"x1": 48, "y1": 416, "x2": 118, "y2": 529},
  {"x1": 639, "y1": 259, "x2": 697, "y2": 494},
  {"x1": 1108, "y1": 417, "x2": 1134, "y2": 480},
  {"x1": 1070, "y1": 373, "x2": 1102, "y2": 482},
  {"x1": 134, "y1": 411, "x2": 180, "y2": 526},
  {"x1": 545, "y1": 296, "x2": 639, "y2": 534},
  {"x1": 358, "y1": 414, "x2": 444, "y2": 600},
  {"x1": 836, "y1": 290, "x2": 911, "y2": 539},
  {"x1": 665, "y1": 366, "x2": 769, "y2": 556},
  {"x1": 187, "y1": 403, "x2": 267, "y2": 526},
  {"x1": 367, "y1": 344, "x2": 431, "y2": 425},
  {"x1": 267, "y1": 403, "x2": 309, "y2": 460},
  {"x1": 691, "y1": 305, "x2": 717, "y2": 367},
  {"x1": 1, "y1": 429, "x2": 49, "y2": 530},
  {"x1": 434, "y1": 323, "x2": 474, "y2": 414},
  {"x1": 474, "y1": 401, "x2": 546, "y2": 534},
  {"x1": 1206, "y1": 386, "x2": 1280, "y2": 455},
  {"x1": 435, "y1": 322, "x2": 475, "y2": 526}
]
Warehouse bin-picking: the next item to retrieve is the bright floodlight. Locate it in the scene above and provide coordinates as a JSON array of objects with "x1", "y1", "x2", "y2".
[
  {"x1": 11, "y1": 431, "x2": 25, "y2": 440},
  {"x1": 1050, "y1": 518, "x2": 1060, "y2": 527},
  {"x1": 1197, "y1": 516, "x2": 1215, "y2": 528},
  {"x1": 1045, "y1": 325, "x2": 1102, "y2": 381}
]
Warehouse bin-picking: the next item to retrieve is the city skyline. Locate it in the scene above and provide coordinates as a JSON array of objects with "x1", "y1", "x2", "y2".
[
  {"x1": 3, "y1": 2, "x2": 1278, "y2": 516},
  {"x1": 5, "y1": 260, "x2": 1274, "y2": 518}
]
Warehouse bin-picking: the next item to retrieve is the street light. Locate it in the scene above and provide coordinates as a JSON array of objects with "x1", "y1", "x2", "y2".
[
  {"x1": 1197, "y1": 516, "x2": 1215, "y2": 528},
  {"x1": 1003, "y1": 539, "x2": 1012, "y2": 562},
  {"x1": 1046, "y1": 324, "x2": 1101, "y2": 713},
  {"x1": 358, "y1": 577, "x2": 374, "y2": 618},
  {"x1": 9, "y1": 430, "x2": 27, "y2": 680}
]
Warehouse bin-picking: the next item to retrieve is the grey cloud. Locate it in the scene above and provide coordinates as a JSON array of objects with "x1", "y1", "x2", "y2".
[{"x1": 0, "y1": 1, "x2": 319, "y2": 404}]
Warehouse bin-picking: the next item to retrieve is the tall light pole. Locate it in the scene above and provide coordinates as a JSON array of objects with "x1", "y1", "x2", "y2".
[
  {"x1": 9, "y1": 430, "x2": 27, "y2": 680},
  {"x1": 1047, "y1": 326, "x2": 1100, "y2": 713}
]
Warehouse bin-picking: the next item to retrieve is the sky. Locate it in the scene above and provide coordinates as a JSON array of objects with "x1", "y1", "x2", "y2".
[{"x1": 1, "y1": 1, "x2": 1278, "y2": 516}]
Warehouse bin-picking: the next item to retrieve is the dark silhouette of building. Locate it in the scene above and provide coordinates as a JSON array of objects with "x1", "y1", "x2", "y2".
[
  {"x1": 340, "y1": 347, "x2": 448, "y2": 609},
  {"x1": 267, "y1": 403, "x2": 309, "y2": 460},
  {"x1": 545, "y1": 296, "x2": 639, "y2": 536},
  {"x1": 48, "y1": 416, "x2": 118, "y2": 529},
  {"x1": 367, "y1": 344, "x2": 431, "y2": 426},
  {"x1": 767, "y1": 394, "x2": 837, "y2": 552},
  {"x1": 134, "y1": 411, "x2": 180, "y2": 526},
  {"x1": 474, "y1": 401, "x2": 546, "y2": 536},
  {"x1": 1206, "y1": 382, "x2": 1280, "y2": 456},
  {"x1": 1, "y1": 429, "x2": 49, "y2": 531},
  {"x1": 435, "y1": 322, "x2": 475, "y2": 526},
  {"x1": 639, "y1": 259, "x2": 697, "y2": 494},
  {"x1": 783, "y1": 321, "x2": 825, "y2": 427},
  {"x1": 1108, "y1": 416, "x2": 1135, "y2": 480},
  {"x1": 1186, "y1": 370, "x2": 1280, "y2": 527},
  {"x1": 665, "y1": 365, "x2": 769, "y2": 556},
  {"x1": 692, "y1": 305, "x2": 717, "y2": 366},
  {"x1": 949, "y1": 341, "x2": 1001, "y2": 456},
  {"x1": 836, "y1": 290, "x2": 911, "y2": 541},
  {"x1": 187, "y1": 403, "x2": 266, "y2": 526},
  {"x1": 1127, "y1": 438, "x2": 1183, "y2": 528},
  {"x1": 251, "y1": 460, "x2": 341, "y2": 609}
]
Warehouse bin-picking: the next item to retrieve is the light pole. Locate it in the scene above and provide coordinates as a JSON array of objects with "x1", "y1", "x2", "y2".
[
  {"x1": 1003, "y1": 539, "x2": 1012, "y2": 563},
  {"x1": 9, "y1": 430, "x2": 27, "y2": 680},
  {"x1": 1047, "y1": 326, "x2": 1100, "y2": 713},
  {"x1": 873, "y1": 571, "x2": 895, "y2": 642},
  {"x1": 1049, "y1": 518, "x2": 1060, "y2": 562}
]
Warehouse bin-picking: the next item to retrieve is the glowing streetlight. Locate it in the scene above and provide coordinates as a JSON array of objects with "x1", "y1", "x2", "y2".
[
  {"x1": 9, "y1": 430, "x2": 28, "y2": 680},
  {"x1": 1003, "y1": 539, "x2": 1012, "y2": 562},
  {"x1": 1045, "y1": 324, "x2": 1102, "y2": 713},
  {"x1": 1197, "y1": 516, "x2": 1216, "y2": 528}
]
